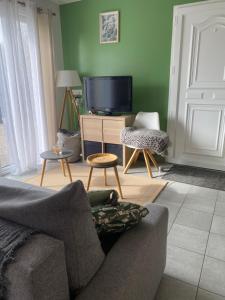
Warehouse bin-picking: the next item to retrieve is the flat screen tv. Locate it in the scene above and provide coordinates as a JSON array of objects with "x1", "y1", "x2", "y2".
[{"x1": 84, "y1": 76, "x2": 132, "y2": 114}]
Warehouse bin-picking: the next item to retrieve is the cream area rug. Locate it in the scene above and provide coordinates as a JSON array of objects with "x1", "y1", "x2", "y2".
[{"x1": 25, "y1": 162, "x2": 168, "y2": 206}]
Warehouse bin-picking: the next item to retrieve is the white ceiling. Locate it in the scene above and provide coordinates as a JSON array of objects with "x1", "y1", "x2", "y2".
[{"x1": 51, "y1": 0, "x2": 81, "y2": 5}]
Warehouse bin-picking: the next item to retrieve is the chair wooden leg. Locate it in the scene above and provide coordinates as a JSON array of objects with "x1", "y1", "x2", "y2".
[
  {"x1": 87, "y1": 167, "x2": 93, "y2": 191},
  {"x1": 64, "y1": 159, "x2": 73, "y2": 183},
  {"x1": 132, "y1": 149, "x2": 141, "y2": 166},
  {"x1": 143, "y1": 150, "x2": 153, "y2": 178},
  {"x1": 146, "y1": 150, "x2": 159, "y2": 171},
  {"x1": 114, "y1": 166, "x2": 123, "y2": 199},
  {"x1": 104, "y1": 168, "x2": 107, "y2": 186},
  {"x1": 40, "y1": 159, "x2": 47, "y2": 187},
  {"x1": 60, "y1": 159, "x2": 66, "y2": 177},
  {"x1": 124, "y1": 149, "x2": 139, "y2": 174}
]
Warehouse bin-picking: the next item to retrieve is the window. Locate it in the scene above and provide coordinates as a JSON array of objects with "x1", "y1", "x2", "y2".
[
  {"x1": 0, "y1": 18, "x2": 10, "y2": 174},
  {"x1": 0, "y1": 1, "x2": 49, "y2": 175}
]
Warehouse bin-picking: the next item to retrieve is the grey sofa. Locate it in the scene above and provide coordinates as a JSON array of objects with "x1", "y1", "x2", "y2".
[{"x1": 1, "y1": 179, "x2": 168, "y2": 300}]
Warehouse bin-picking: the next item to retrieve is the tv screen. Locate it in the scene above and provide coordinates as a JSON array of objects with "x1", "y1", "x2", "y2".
[{"x1": 84, "y1": 76, "x2": 132, "y2": 114}]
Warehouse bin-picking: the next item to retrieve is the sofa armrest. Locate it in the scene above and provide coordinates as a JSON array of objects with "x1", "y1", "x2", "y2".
[
  {"x1": 6, "y1": 233, "x2": 70, "y2": 300},
  {"x1": 77, "y1": 204, "x2": 168, "y2": 300}
]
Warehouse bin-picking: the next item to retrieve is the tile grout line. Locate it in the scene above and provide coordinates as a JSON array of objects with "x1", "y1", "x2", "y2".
[
  {"x1": 174, "y1": 221, "x2": 211, "y2": 233},
  {"x1": 167, "y1": 183, "x2": 191, "y2": 235},
  {"x1": 162, "y1": 274, "x2": 198, "y2": 290},
  {"x1": 167, "y1": 242, "x2": 225, "y2": 264},
  {"x1": 172, "y1": 219, "x2": 211, "y2": 234},
  {"x1": 174, "y1": 205, "x2": 215, "y2": 233},
  {"x1": 168, "y1": 239, "x2": 207, "y2": 256},
  {"x1": 174, "y1": 205, "x2": 215, "y2": 215},
  {"x1": 162, "y1": 274, "x2": 225, "y2": 299},
  {"x1": 198, "y1": 287, "x2": 225, "y2": 299},
  {"x1": 194, "y1": 189, "x2": 219, "y2": 300}
]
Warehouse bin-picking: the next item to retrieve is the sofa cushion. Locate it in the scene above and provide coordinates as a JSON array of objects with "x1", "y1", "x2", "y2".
[
  {"x1": 0, "y1": 178, "x2": 105, "y2": 295},
  {"x1": 88, "y1": 189, "x2": 119, "y2": 207}
]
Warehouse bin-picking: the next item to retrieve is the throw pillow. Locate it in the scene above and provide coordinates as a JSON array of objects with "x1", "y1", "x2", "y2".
[
  {"x1": 0, "y1": 178, "x2": 105, "y2": 295},
  {"x1": 87, "y1": 189, "x2": 119, "y2": 207}
]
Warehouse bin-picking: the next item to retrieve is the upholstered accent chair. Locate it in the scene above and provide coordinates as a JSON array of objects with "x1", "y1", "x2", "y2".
[{"x1": 121, "y1": 112, "x2": 165, "y2": 178}]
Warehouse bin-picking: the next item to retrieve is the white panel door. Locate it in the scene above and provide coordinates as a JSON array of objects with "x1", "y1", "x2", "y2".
[{"x1": 167, "y1": 0, "x2": 225, "y2": 170}]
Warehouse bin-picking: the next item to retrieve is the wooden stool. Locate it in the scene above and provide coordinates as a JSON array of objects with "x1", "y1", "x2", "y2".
[
  {"x1": 40, "y1": 150, "x2": 73, "y2": 186},
  {"x1": 86, "y1": 153, "x2": 123, "y2": 199}
]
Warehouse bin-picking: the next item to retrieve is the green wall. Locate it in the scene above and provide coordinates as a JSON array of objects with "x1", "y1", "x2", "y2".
[{"x1": 60, "y1": 0, "x2": 204, "y2": 130}]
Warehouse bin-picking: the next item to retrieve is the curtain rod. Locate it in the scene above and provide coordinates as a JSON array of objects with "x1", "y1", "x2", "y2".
[{"x1": 17, "y1": 1, "x2": 56, "y2": 16}]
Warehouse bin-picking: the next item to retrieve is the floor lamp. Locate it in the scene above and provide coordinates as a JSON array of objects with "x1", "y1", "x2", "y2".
[{"x1": 56, "y1": 70, "x2": 82, "y2": 129}]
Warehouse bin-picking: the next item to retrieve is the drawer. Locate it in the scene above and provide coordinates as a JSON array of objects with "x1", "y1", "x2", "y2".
[
  {"x1": 82, "y1": 118, "x2": 102, "y2": 142},
  {"x1": 103, "y1": 120, "x2": 124, "y2": 144}
]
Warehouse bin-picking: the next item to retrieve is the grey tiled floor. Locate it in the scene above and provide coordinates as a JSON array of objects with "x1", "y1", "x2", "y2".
[{"x1": 154, "y1": 181, "x2": 225, "y2": 300}]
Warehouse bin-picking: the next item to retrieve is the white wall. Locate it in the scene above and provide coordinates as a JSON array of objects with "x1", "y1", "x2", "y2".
[{"x1": 37, "y1": 0, "x2": 64, "y2": 125}]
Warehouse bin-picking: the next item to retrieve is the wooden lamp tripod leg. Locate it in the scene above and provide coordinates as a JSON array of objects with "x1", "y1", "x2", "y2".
[
  {"x1": 59, "y1": 89, "x2": 68, "y2": 129},
  {"x1": 69, "y1": 88, "x2": 80, "y2": 129},
  {"x1": 59, "y1": 88, "x2": 80, "y2": 130}
]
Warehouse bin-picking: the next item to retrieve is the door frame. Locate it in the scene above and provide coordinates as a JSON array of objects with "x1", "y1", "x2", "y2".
[{"x1": 167, "y1": 0, "x2": 225, "y2": 166}]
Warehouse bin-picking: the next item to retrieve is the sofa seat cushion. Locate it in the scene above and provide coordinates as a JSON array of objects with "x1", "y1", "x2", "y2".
[{"x1": 0, "y1": 178, "x2": 105, "y2": 295}]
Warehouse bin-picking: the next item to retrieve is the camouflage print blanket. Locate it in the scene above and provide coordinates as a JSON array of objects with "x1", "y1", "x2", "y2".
[{"x1": 91, "y1": 202, "x2": 149, "y2": 236}]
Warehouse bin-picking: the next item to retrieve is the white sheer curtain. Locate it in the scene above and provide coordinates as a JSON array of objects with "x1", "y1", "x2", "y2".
[
  {"x1": 0, "y1": 0, "x2": 50, "y2": 175},
  {"x1": 38, "y1": 11, "x2": 57, "y2": 148}
]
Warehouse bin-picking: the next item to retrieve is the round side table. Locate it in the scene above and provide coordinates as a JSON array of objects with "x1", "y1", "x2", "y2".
[
  {"x1": 40, "y1": 150, "x2": 73, "y2": 186},
  {"x1": 86, "y1": 153, "x2": 123, "y2": 199}
]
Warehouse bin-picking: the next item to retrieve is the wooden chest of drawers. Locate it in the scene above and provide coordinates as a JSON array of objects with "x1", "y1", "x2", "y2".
[{"x1": 80, "y1": 114, "x2": 135, "y2": 167}]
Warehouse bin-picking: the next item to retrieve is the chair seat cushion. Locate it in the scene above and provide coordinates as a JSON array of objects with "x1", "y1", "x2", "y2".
[{"x1": 120, "y1": 127, "x2": 169, "y2": 154}]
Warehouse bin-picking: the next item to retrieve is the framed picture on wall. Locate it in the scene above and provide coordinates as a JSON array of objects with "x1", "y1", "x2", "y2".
[{"x1": 99, "y1": 11, "x2": 119, "y2": 44}]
